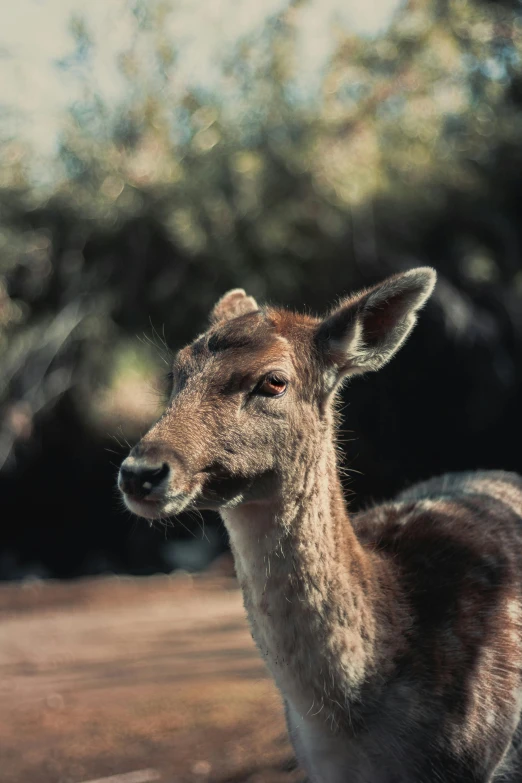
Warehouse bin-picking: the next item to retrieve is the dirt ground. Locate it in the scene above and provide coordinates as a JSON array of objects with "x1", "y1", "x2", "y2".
[{"x1": 0, "y1": 566, "x2": 303, "y2": 783}]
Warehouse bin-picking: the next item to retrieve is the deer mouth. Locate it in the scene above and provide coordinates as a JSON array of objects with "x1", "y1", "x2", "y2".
[
  {"x1": 121, "y1": 467, "x2": 277, "y2": 518},
  {"x1": 123, "y1": 494, "x2": 166, "y2": 519},
  {"x1": 195, "y1": 469, "x2": 279, "y2": 510},
  {"x1": 123, "y1": 488, "x2": 198, "y2": 519}
]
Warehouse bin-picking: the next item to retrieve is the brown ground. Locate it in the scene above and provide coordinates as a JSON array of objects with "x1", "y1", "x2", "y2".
[{"x1": 0, "y1": 566, "x2": 303, "y2": 783}]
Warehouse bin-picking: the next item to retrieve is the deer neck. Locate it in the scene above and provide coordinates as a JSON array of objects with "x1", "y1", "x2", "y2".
[{"x1": 221, "y1": 425, "x2": 402, "y2": 720}]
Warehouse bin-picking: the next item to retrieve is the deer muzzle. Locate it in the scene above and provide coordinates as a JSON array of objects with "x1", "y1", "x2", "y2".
[{"x1": 118, "y1": 440, "x2": 203, "y2": 519}]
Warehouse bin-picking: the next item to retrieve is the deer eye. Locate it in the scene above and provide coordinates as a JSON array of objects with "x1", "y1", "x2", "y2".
[{"x1": 255, "y1": 374, "x2": 287, "y2": 397}]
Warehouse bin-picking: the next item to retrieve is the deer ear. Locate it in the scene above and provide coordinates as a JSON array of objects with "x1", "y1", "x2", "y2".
[
  {"x1": 316, "y1": 267, "x2": 436, "y2": 384},
  {"x1": 210, "y1": 289, "x2": 259, "y2": 324}
]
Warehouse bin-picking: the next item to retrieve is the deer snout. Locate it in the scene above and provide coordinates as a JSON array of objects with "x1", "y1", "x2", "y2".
[
  {"x1": 118, "y1": 458, "x2": 170, "y2": 500},
  {"x1": 119, "y1": 442, "x2": 202, "y2": 518}
]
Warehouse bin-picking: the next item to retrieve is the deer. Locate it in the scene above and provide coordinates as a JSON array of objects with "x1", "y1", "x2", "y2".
[{"x1": 118, "y1": 267, "x2": 522, "y2": 782}]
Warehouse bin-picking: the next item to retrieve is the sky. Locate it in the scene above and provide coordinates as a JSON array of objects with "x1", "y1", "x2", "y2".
[{"x1": 0, "y1": 0, "x2": 402, "y2": 175}]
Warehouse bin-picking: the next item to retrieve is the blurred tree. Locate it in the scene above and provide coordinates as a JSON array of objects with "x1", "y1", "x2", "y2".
[{"x1": 1, "y1": 0, "x2": 522, "y2": 578}]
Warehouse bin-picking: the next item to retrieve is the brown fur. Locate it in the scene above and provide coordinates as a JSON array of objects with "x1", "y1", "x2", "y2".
[{"x1": 119, "y1": 270, "x2": 522, "y2": 782}]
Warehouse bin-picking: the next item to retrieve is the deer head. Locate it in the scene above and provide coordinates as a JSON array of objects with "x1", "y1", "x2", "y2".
[{"x1": 118, "y1": 268, "x2": 436, "y2": 519}]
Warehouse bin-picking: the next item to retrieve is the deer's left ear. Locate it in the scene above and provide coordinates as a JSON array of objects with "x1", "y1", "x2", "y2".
[
  {"x1": 316, "y1": 267, "x2": 436, "y2": 383},
  {"x1": 210, "y1": 289, "x2": 259, "y2": 324}
]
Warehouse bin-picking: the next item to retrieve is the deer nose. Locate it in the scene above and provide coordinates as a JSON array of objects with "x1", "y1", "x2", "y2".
[{"x1": 118, "y1": 460, "x2": 170, "y2": 499}]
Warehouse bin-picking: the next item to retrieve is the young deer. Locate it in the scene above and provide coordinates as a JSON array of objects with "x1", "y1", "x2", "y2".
[{"x1": 119, "y1": 268, "x2": 522, "y2": 782}]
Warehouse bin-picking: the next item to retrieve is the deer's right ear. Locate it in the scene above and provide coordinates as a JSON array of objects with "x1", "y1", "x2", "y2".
[
  {"x1": 210, "y1": 289, "x2": 259, "y2": 324},
  {"x1": 316, "y1": 267, "x2": 436, "y2": 388}
]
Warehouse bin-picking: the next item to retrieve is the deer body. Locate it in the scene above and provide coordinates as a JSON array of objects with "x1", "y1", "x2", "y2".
[
  {"x1": 225, "y1": 469, "x2": 522, "y2": 782},
  {"x1": 118, "y1": 270, "x2": 522, "y2": 782}
]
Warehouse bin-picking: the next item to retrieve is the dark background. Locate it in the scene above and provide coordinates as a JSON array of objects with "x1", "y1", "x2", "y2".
[{"x1": 1, "y1": 0, "x2": 522, "y2": 580}]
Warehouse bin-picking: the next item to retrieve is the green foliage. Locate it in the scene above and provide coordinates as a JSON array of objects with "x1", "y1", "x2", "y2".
[{"x1": 2, "y1": 0, "x2": 522, "y2": 470}]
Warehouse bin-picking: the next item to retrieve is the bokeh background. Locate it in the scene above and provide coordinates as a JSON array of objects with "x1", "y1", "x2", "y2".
[
  {"x1": 2, "y1": 0, "x2": 522, "y2": 581},
  {"x1": 2, "y1": 1, "x2": 522, "y2": 781}
]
